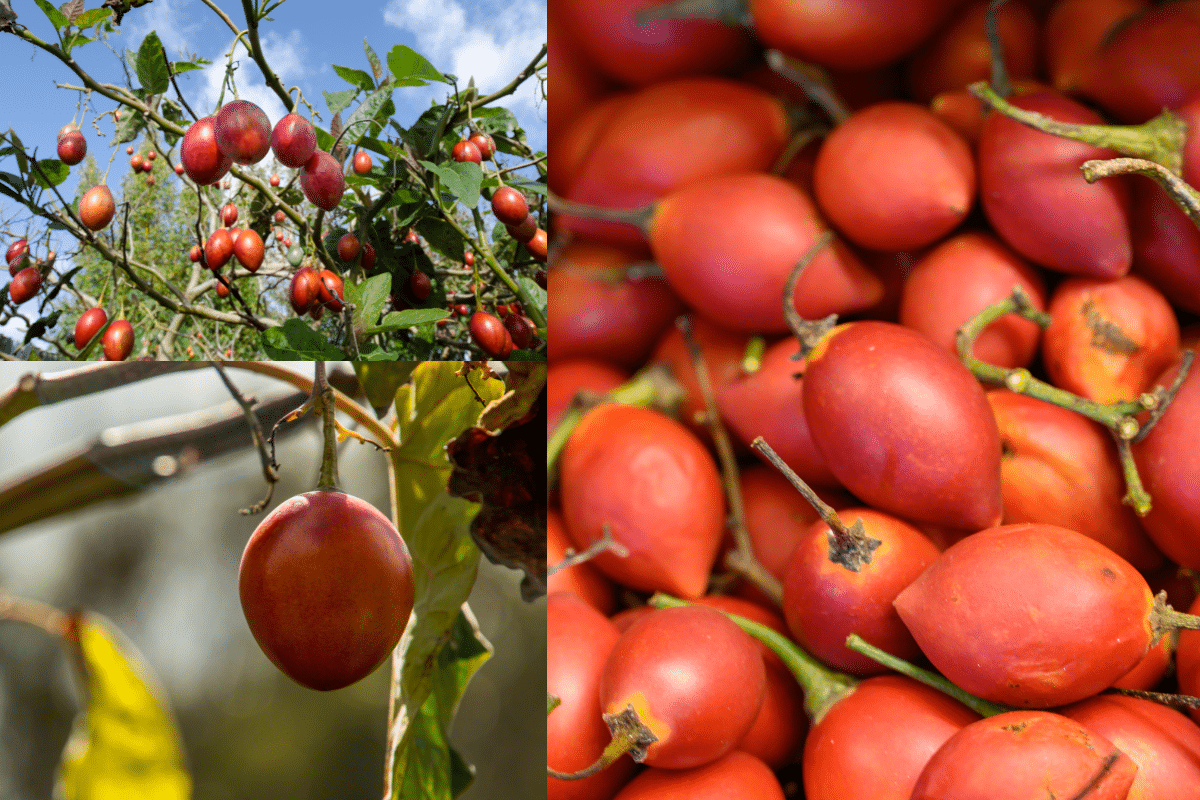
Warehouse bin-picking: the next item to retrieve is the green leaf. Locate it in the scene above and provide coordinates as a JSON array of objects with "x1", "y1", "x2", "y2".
[
  {"x1": 366, "y1": 308, "x2": 448, "y2": 335},
  {"x1": 35, "y1": 0, "x2": 67, "y2": 30},
  {"x1": 419, "y1": 160, "x2": 481, "y2": 210},
  {"x1": 135, "y1": 32, "x2": 169, "y2": 94},
  {"x1": 384, "y1": 363, "x2": 505, "y2": 798},
  {"x1": 323, "y1": 89, "x2": 355, "y2": 117},
  {"x1": 75, "y1": 7, "x2": 112, "y2": 28},
  {"x1": 333, "y1": 64, "x2": 375, "y2": 91},
  {"x1": 261, "y1": 319, "x2": 346, "y2": 360},
  {"x1": 351, "y1": 272, "x2": 390, "y2": 337},
  {"x1": 414, "y1": 217, "x2": 463, "y2": 262},
  {"x1": 504, "y1": 174, "x2": 547, "y2": 198},
  {"x1": 387, "y1": 44, "x2": 448, "y2": 86},
  {"x1": 32, "y1": 159, "x2": 70, "y2": 188},
  {"x1": 354, "y1": 362, "x2": 418, "y2": 416},
  {"x1": 56, "y1": 612, "x2": 192, "y2": 800},
  {"x1": 518, "y1": 275, "x2": 546, "y2": 321},
  {"x1": 170, "y1": 60, "x2": 204, "y2": 75},
  {"x1": 62, "y1": 31, "x2": 96, "y2": 54},
  {"x1": 364, "y1": 39, "x2": 384, "y2": 82},
  {"x1": 342, "y1": 83, "x2": 395, "y2": 147}
]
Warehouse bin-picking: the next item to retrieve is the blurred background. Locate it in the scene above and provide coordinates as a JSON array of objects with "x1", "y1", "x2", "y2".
[{"x1": 0, "y1": 362, "x2": 546, "y2": 799}]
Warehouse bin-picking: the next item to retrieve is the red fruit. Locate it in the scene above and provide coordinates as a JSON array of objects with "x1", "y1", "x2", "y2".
[
  {"x1": 74, "y1": 307, "x2": 108, "y2": 349},
  {"x1": 336, "y1": 233, "x2": 361, "y2": 263},
  {"x1": 221, "y1": 203, "x2": 238, "y2": 227},
  {"x1": 229, "y1": 228, "x2": 243, "y2": 247},
  {"x1": 189, "y1": 244, "x2": 201, "y2": 262},
  {"x1": 361, "y1": 242, "x2": 376, "y2": 269},
  {"x1": 506, "y1": 213, "x2": 538, "y2": 243},
  {"x1": 546, "y1": 505, "x2": 618, "y2": 614},
  {"x1": 612, "y1": 752, "x2": 782, "y2": 800},
  {"x1": 181, "y1": 116, "x2": 234, "y2": 185},
  {"x1": 78, "y1": 185, "x2": 116, "y2": 231},
  {"x1": 147, "y1": 151, "x2": 155, "y2": 160},
  {"x1": 125, "y1": 145, "x2": 134, "y2": 155},
  {"x1": 468, "y1": 130, "x2": 496, "y2": 160},
  {"x1": 215, "y1": 99, "x2": 272, "y2": 165},
  {"x1": 803, "y1": 321, "x2": 1003, "y2": 529},
  {"x1": 490, "y1": 186, "x2": 529, "y2": 226},
  {"x1": 560, "y1": 403, "x2": 724, "y2": 598},
  {"x1": 352, "y1": 151, "x2": 372, "y2": 174},
  {"x1": 894, "y1": 523, "x2": 1157, "y2": 707},
  {"x1": 452, "y1": 303, "x2": 470, "y2": 317},
  {"x1": 317, "y1": 269, "x2": 344, "y2": 312},
  {"x1": 270, "y1": 174, "x2": 280, "y2": 186},
  {"x1": 174, "y1": 163, "x2": 185, "y2": 175},
  {"x1": 408, "y1": 270, "x2": 432, "y2": 301},
  {"x1": 525, "y1": 228, "x2": 547, "y2": 262},
  {"x1": 599, "y1": 605, "x2": 766, "y2": 770},
  {"x1": 283, "y1": 237, "x2": 291, "y2": 248},
  {"x1": 204, "y1": 228, "x2": 234, "y2": 270},
  {"x1": 233, "y1": 228, "x2": 264, "y2": 273},
  {"x1": 271, "y1": 113, "x2": 318, "y2": 168},
  {"x1": 7, "y1": 249, "x2": 30, "y2": 277},
  {"x1": 464, "y1": 249, "x2": 474, "y2": 267},
  {"x1": 1044, "y1": 0, "x2": 1148, "y2": 96},
  {"x1": 239, "y1": 490, "x2": 414, "y2": 690},
  {"x1": 451, "y1": 139, "x2": 482, "y2": 164},
  {"x1": 101, "y1": 319, "x2": 134, "y2": 361},
  {"x1": 910, "y1": 711, "x2": 1137, "y2": 799},
  {"x1": 145, "y1": 176, "x2": 155, "y2": 186},
  {"x1": 141, "y1": 160, "x2": 153, "y2": 173},
  {"x1": 57, "y1": 129, "x2": 87, "y2": 165},
  {"x1": 5, "y1": 239, "x2": 29, "y2": 268},
  {"x1": 273, "y1": 210, "x2": 285, "y2": 224},
  {"x1": 289, "y1": 266, "x2": 321, "y2": 314},
  {"x1": 216, "y1": 277, "x2": 231, "y2": 298},
  {"x1": 504, "y1": 313, "x2": 536, "y2": 349},
  {"x1": 8, "y1": 267, "x2": 42, "y2": 304},
  {"x1": 300, "y1": 150, "x2": 345, "y2": 211},
  {"x1": 468, "y1": 311, "x2": 513, "y2": 358}
]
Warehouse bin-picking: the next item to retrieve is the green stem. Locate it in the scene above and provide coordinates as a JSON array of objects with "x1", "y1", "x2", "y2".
[
  {"x1": 547, "y1": 192, "x2": 654, "y2": 235},
  {"x1": 844, "y1": 635, "x2": 1014, "y2": 717},
  {"x1": 1082, "y1": 157, "x2": 1200, "y2": 229},
  {"x1": 314, "y1": 362, "x2": 341, "y2": 491},
  {"x1": 649, "y1": 593, "x2": 857, "y2": 724},
  {"x1": 633, "y1": 0, "x2": 751, "y2": 27},
  {"x1": 969, "y1": 81, "x2": 1186, "y2": 176}
]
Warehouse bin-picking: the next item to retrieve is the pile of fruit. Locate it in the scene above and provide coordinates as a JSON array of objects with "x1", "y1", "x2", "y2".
[{"x1": 548, "y1": 0, "x2": 1200, "y2": 798}]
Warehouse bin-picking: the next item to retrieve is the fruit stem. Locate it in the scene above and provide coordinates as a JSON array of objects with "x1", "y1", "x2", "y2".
[
  {"x1": 1082, "y1": 156, "x2": 1200, "y2": 227},
  {"x1": 547, "y1": 192, "x2": 654, "y2": 235},
  {"x1": 844, "y1": 634, "x2": 1015, "y2": 717},
  {"x1": 649, "y1": 592, "x2": 857, "y2": 725},
  {"x1": 634, "y1": 0, "x2": 751, "y2": 27},
  {"x1": 1149, "y1": 590, "x2": 1200, "y2": 645},
  {"x1": 783, "y1": 230, "x2": 840, "y2": 359},
  {"x1": 750, "y1": 437, "x2": 881, "y2": 572},
  {"x1": 547, "y1": 693, "x2": 561, "y2": 716},
  {"x1": 986, "y1": 0, "x2": 1012, "y2": 98},
  {"x1": 547, "y1": 704, "x2": 657, "y2": 780},
  {"x1": 314, "y1": 362, "x2": 342, "y2": 491},
  {"x1": 678, "y1": 315, "x2": 784, "y2": 603},
  {"x1": 968, "y1": 82, "x2": 1187, "y2": 176},
  {"x1": 764, "y1": 50, "x2": 851, "y2": 125}
]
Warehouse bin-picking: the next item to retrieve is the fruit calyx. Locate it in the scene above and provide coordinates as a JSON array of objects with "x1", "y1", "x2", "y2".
[{"x1": 546, "y1": 703, "x2": 660, "y2": 781}]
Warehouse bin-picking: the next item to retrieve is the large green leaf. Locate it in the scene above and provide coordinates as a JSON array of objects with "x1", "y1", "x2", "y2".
[
  {"x1": 419, "y1": 160, "x2": 482, "y2": 210},
  {"x1": 387, "y1": 45, "x2": 448, "y2": 86},
  {"x1": 261, "y1": 319, "x2": 346, "y2": 360},
  {"x1": 57, "y1": 612, "x2": 191, "y2": 800},
  {"x1": 384, "y1": 363, "x2": 504, "y2": 799},
  {"x1": 135, "y1": 31, "x2": 170, "y2": 94}
]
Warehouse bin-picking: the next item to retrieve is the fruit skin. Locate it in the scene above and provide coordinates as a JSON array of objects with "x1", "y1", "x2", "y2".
[
  {"x1": 101, "y1": 319, "x2": 134, "y2": 361},
  {"x1": 215, "y1": 99, "x2": 272, "y2": 165},
  {"x1": 352, "y1": 151, "x2": 372, "y2": 174},
  {"x1": 221, "y1": 203, "x2": 238, "y2": 227},
  {"x1": 336, "y1": 233, "x2": 361, "y2": 263},
  {"x1": 232, "y1": 228, "x2": 264, "y2": 273},
  {"x1": 174, "y1": 163, "x2": 185, "y2": 176},
  {"x1": 408, "y1": 269, "x2": 432, "y2": 301},
  {"x1": 271, "y1": 113, "x2": 318, "y2": 168},
  {"x1": 5, "y1": 239, "x2": 29, "y2": 270},
  {"x1": 525, "y1": 228, "x2": 547, "y2": 262},
  {"x1": 238, "y1": 490, "x2": 414, "y2": 691},
  {"x1": 289, "y1": 266, "x2": 321, "y2": 314},
  {"x1": 451, "y1": 140, "x2": 482, "y2": 164},
  {"x1": 612, "y1": 752, "x2": 783, "y2": 800},
  {"x1": 317, "y1": 269, "x2": 344, "y2": 312},
  {"x1": 490, "y1": 186, "x2": 529, "y2": 226},
  {"x1": 181, "y1": 116, "x2": 234, "y2": 185},
  {"x1": 78, "y1": 186, "x2": 116, "y2": 231},
  {"x1": 468, "y1": 130, "x2": 496, "y2": 160},
  {"x1": 468, "y1": 311, "x2": 513, "y2": 358},
  {"x1": 300, "y1": 150, "x2": 346, "y2": 211},
  {"x1": 130, "y1": 154, "x2": 144, "y2": 171},
  {"x1": 361, "y1": 242, "x2": 376, "y2": 270},
  {"x1": 269, "y1": 174, "x2": 280, "y2": 186},
  {"x1": 506, "y1": 213, "x2": 538, "y2": 243},
  {"x1": 204, "y1": 228, "x2": 234, "y2": 271},
  {"x1": 803, "y1": 320, "x2": 1003, "y2": 530},
  {"x1": 57, "y1": 129, "x2": 87, "y2": 165},
  {"x1": 504, "y1": 313, "x2": 535, "y2": 349},
  {"x1": 8, "y1": 267, "x2": 42, "y2": 304},
  {"x1": 189, "y1": 244, "x2": 202, "y2": 262},
  {"x1": 74, "y1": 307, "x2": 108, "y2": 349}
]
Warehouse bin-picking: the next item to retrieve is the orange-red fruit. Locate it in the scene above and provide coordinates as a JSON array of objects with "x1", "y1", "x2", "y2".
[
  {"x1": 233, "y1": 229, "x2": 264, "y2": 273},
  {"x1": 188, "y1": 244, "x2": 201, "y2": 262},
  {"x1": 317, "y1": 269, "x2": 344, "y2": 312},
  {"x1": 221, "y1": 203, "x2": 238, "y2": 227},
  {"x1": 525, "y1": 228, "x2": 548, "y2": 262},
  {"x1": 468, "y1": 311, "x2": 513, "y2": 358},
  {"x1": 78, "y1": 186, "x2": 116, "y2": 231},
  {"x1": 361, "y1": 242, "x2": 376, "y2": 270},
  {"x1": 271, "y1": 113, "x2": 318, "y2": 168},
  {"x1": 490, "y1": 186, "x2": 528, "y2": 226},
  {"x1": 239, "y1": 490, "x2": 414, "y2": 690},
  {"x1": 469, "y1": 130, "x2": 496, "y2": 160},
  {"x1": 504, "y1": 314, "x2": 536, "y2": 349},
  {"x1": 181, "y1": 116, "x2": 234, "y2": 185},
  {"x1": 269, "y1": 174, "x2": 280, "y2": 186},
  {"x1": 101, "y1": 319, "x2": 134, "y2": 361},
  {"x1": 408, "y1": 270, "x2": 432, "y2": 301},
  {"x1": 336, "y1": 233, "x2": 361, "y2": 263},
  {"x1": 506, "y1": 213, "x2": 538, "y2": 243},
  {"x1": 451, "y1": 140, "x2": 482, "y2": 164},
  {"x1": 300, "y1": 150, "x2": 345, "y2": 211},
  {"x1": 74, "y1": 307, "x2": 108, "y2": 349},
  {"x1": 352, "y1": 151, "x2": 372, "y2": 174},
  {"x1": 464, "y1": 249, "x2": 474, "y2": 267},
  {"x1": 205, "y1": 228, "x2": 234, "y2": 271},
  {"x1": 289, "y1": 266, "x2": 321, "y2": 314},
  {"x1": 215, "y1": 99, "x2": 272, "y2": 165},
  {"x1": 57, "y1": 129, "x2": 87, "y2": 165},
  {"x1": 216, "y1": 277, "x2": 231, "y2": 298},
  {"x1": 8, "y1": 267, "x2": 42, "y2": 304},
  {"x1": 174, "y1": 163, "x2": 185, "y2": 175}
]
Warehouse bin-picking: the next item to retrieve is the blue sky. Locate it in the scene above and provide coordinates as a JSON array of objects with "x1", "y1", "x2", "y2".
[{"x1": 0, "y1": 0, "x2": 547, "y2": 342}]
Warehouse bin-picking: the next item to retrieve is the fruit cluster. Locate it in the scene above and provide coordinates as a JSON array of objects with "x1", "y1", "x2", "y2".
[{"x1": 549, "y1": 1, "x2": 1200, "y2": 798}]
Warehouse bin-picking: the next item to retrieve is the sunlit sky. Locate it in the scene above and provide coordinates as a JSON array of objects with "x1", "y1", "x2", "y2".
[{"x1": 0, "y1": 0, "x2": 548, "y2": 341}]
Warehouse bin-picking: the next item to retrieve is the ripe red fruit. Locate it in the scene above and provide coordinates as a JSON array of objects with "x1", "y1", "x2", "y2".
[
  {"x1": 145, "y1": 175, "x2": 156, "y2": 186},
  {"x1": 300, "y1": 150, "x2": 346, "y2": 211},
  {"x1": 215, "y1": 99, "x2": 272, "y2": 165},
  {"x1": 78, "y1": 185, "x2": 116, "y2": 231},
  {"x1": 273, "y1": 210, "x2": 285, "y2": 224},
  {"x1": 147, "y1": 151, "x2": 156, "y2": 160},
  {"x1": 101, "y1": 319, "x2": 134, "y2": 361},
  {"x1": 464, "y1": 249, "x2": 474, "y2": 267},
  {"x1": 506, "y1": 213, "x2": 538, "y2": 243},
  {"x1": 74, "y1": 307, "x2": 108, "y2": 349},
  {"x1": 490, "y1": 186, "x2": 529, "y2": 226},
  {"x1": 317, "y1": 269, "x2": 345, "y2": 312},
  {"x1": 5, "y1": 239, "x2": 28, "y2": 266},
  {"x1": 504, "y1": 313, "x2": 535, "y2": 349},
  {"x1": 336, "y1": 233, "x2": 361, "y2": 263},
  {"x1": 361, "y1": 242, "x2": 376, "y2": 269},
  {"x1": 188, "y1": 244, "x2": 201, "y2": 262},
  {"x1": 205, "y1": 228, "x2": 234, "y2": 270},
  {"x1": 408, "y1": 269, "x2": 432, "y2": 300},
  {"x1": 181, "y1": 116, "x2": 234, "y2": 185},
  {"x1": 174, "y1": 163, "x2": 185, "y2": 175},
  {"x1": 215, "y1": 277, "x2": 231, "y2": 298},
  {"x1": 353, "y1": 151, "x2": 372, "y2": 174},
  {"x1": 233, "y1": 228, "x2": 264, "y2": 273},
  {"x1": 239, "y1": 490, "x2": 414, "y2": 691},
  {"x1": 453, "y1": 303, "x2": 470, "y2": 317},
  {"x1": 289, "y1": 266, "x2": 321, "y2": 314},
  {"x1": 125, "y1": 145, "x2": 134, "y2": 155},
  {"x1": 142, "y1": 160, "x2": 153, "y2": 173},
  {"x1": 130, "y1": 154, "x2": 144, "y2": 171},
  {"x1": 228, "y1": 228, "x2": 243, "y2": 247},
  {"x1": 8, "y1": 266, "x2": 42, "y2": 304},
  {"x1": 469, "y1": 311, "x2": 513, "y2": 358},
  {"x1": 271, "y1": 113, "x2": 317, "y2": 168},
  {"x1": 451, "y1": 139, "x2": 482, "y2": 164},
  {"x1": 57, "y1": 129, "x2": 87, "y2": 165},
  {"x1": 283, "y1": 236, "x2": 292, "y2": 248},
  {"x1": 221, "y1": 203, "x2": 238, "y2": 227},
  {"x1": 525, "y1": 228, "x2": 547, "y2": 262},
  {"x1": 7, "y1": 246, "x2": 30, "y2": 277},
  {"x1": 269, "y1": 174, "x2": 280, "y2": 187},
  {"x1": 468, "y1": 130, "x2": 496, "y2": 160}
]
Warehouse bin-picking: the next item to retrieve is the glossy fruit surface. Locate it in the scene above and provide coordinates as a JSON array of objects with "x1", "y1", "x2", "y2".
[
  {"x1": 451, "y1": 140, "x2": 482, "y2": 164},
  {"x1": 269, "y1": 174, "x2": 280, "y2": 186},
  {"x1": 361, "y1": 242, "x2": 376, "y2": 270},
  {"x1": 181, "y1": 116, "x2": 234, "y2": 185},
  {"x1": 317, "y1": 269, "x2": 344, "y2": 312},
  {"x1": 8, "y1": 267, "x2": 42, "y2": 304},
  {"x1": 408, "y1": 270, "x2": 431, "y2": 301},
  {"x1": 469, "y1": 311, "x2": 513, "y2": 358},
  {"x1": 300, "y1": 150, "x2": 345, "y2": 211},
  {"x1": 57, "y1": 129, "x2": 87, "y2": 165},
  {"x1": 130, "y1": 154, "x2": 144, "y2": 171},
  {"x1": 204, "y1": 228, "x2": 234, "y2": 270},
  {"x1": 78, "y1": 186, "x2": 116, "y2": 231},
  {"x1": 239, "y1": 490, "x2": 414, "y2": 691},
  {"x1": 271, "y1": 113, "x2": 317, "y2": 168},
  {"x1": 468, "y1": 130, "x2": 496, "y2": 159},
  {"x1": 101, "y1": 319, "x2": 134, "y2": 361},
  {"x1": 352, "y1": 151, "x2": 372, "y2": 174},
  {"x1": 613, "y1": 752, "x2": 782, "y2": 800},
  {"x1": 525, "y1": 228, "x2": 547, "y2": 262},
  {"x1": 506, "y1": 213, "x2": 538, "y2": 243},
  {"x1": 289, "y1": 266, "x2": 321, "y2": 314},
  {"x1": 504, "y1": 313, "x2": 535, "y2": 349},
  {"x1": 74, "y1": 307, "x2": 108, "y2": 349},
  {"x1": 490, "y1": 186, "x2": 529, "y2": 226},
  {"x1": 221, "y1": 203, "x2": 238, "y2": 227},
  {"x1": 336, "y1": 233, "x2": 361, "y2": 263},
  {"x1": 232, "y1": 228, "x2": 264, "y2": 273},
  {"x1": 215, "y1": 99, "x2": 272, "y2": 164}
]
